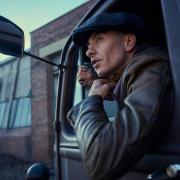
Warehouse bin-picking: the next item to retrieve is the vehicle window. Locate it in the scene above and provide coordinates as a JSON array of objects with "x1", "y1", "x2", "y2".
[
  {"x1": 73, "y1": 55, "x2": 83, "y2": 106},
  {"x1": 74, "y1": 78, "x2": 83, "y2": 105},
  {"x1": 75, "y1": 56, "x2": 118, "y2": 120}
]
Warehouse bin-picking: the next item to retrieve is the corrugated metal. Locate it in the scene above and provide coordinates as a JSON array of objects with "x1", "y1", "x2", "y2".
[{"x1": 0, "y1": 55, "x2": 31, "y2": 128}]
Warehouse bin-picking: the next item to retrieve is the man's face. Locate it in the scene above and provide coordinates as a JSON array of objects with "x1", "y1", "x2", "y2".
[{"x1": 86, "y1": 31, "x2": 130, "y2": 77}]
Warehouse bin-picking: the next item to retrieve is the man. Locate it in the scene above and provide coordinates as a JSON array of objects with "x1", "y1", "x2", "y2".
[{"x1": 68, "y1": 12, "x2": 173, "y2": 179}]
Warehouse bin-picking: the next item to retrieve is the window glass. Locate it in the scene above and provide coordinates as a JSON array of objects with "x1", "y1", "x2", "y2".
[
  {"x1": 25, "y1": 98, "x2": 31, "y2": 126},
  {"x1": 0, "y1": 56, "x2": 31, "y2": 128},
  {"x1": 1, "y1": 102, "x2": 10, "y2": 128},
  {"x1": 0, "y1": 79, "x2": 2, "y2": 99},
  {"x1": 15, "y1": 57, "x2": 31, "y2": 97},
  {"x1": 73, "y1": 54, "x2": 83, "y2": 105},
  {"x1": 14, "y1": 99, "x2": 22, "y2": 128},
  {"x1": 9, "y1": 99, "x2": 18, "y2": 127},
  {"x1": 74, "y1": 78, "x2": 83, "y2": 105},
  {"x1": 20, "y1": 98, "x2": 31, "y2": 127},
  {"x1": 0, "y1": 102, "x2": 6, "y2": 127}
]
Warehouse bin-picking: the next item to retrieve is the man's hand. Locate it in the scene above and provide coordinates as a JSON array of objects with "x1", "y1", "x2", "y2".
[
  {"x1": 88, "y1": 79, "x2": 116, "y2": 100},
  {"x1": 77, "y1": 65, "x2": 96, "y2": 87}
]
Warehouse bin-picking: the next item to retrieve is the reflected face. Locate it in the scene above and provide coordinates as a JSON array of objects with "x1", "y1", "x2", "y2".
[{"x1": 85, "y1": 31, "x2": 129, "y2": 77}]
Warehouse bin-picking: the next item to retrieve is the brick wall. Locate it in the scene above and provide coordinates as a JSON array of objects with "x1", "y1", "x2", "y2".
[{"x1": 0, "y1": 128, "x2": 32, "y2": 161}]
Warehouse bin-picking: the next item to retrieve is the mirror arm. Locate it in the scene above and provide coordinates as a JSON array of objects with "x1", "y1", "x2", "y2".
[{"x1": 24, "y1": 51, "x2": 72, "y2": 70}]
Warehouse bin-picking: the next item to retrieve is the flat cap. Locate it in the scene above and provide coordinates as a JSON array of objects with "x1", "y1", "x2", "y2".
[{"x1": 72, "y1": 12, "x2": 144, "y2": 47}]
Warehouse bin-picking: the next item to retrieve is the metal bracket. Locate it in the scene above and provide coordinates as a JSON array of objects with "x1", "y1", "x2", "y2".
[{"x1": 24, "y1": 51, "x2": 73, "y2": 70}]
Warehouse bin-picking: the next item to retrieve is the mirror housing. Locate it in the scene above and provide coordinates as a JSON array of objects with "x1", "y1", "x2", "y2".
[
  {"x1": 0, "y1": 16, "x2": 24, "y2": 57},
  {"x1": 0, "y1": 16, "x2": 62, "y2": 68}
]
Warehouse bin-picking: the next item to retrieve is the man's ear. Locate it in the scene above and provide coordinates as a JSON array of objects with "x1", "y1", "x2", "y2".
[{"x1": 124, "y1": 33, "x2": 136, "y2": 52}]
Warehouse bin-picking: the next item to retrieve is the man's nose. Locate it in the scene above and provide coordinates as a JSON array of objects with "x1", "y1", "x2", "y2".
[{"x1": 86, "y1": 44, "x2": 96, "y2": 58}]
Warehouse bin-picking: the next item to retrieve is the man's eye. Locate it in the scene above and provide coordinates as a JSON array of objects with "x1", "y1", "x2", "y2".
[
  {"x1": 97, "y1": 37, "x2": 103, "y2": 42},
  {"x1": 98, "y1": 37, "x2": 103, "y2": 40}
]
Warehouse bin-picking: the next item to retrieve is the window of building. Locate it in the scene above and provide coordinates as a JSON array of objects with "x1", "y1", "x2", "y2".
[{"x1": 0, "y1": 56, "x2": 31, "y2": 129}]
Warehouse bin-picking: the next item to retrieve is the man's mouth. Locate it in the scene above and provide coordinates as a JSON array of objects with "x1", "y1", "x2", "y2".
[{"x1": 91, "y1": 59, "x2": 101, "y2": 68}]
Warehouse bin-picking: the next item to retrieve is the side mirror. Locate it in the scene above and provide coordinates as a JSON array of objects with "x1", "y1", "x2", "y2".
[
  {"x1": 0, "y1": 15, "x2": 61, "y2": 68},
  {"x1": 0, "y1": 16, "x2": 24, "y2": 57}
]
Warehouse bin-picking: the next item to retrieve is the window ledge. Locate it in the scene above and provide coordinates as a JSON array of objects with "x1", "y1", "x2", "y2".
[{"x1": 0, "y1": 127, "x2": 31, "y2": 137}]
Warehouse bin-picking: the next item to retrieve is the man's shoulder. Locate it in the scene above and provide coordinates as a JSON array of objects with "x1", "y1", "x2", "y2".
[
  {"x1": 134, "y1": 44, "x2": 169, "y2": 60},
  {"x1": 125, "y1": 45, "x2": 169, "y2": 74}
]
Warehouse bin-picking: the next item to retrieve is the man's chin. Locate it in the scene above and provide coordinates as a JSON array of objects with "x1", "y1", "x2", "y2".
[
  {"x1": 97, "y1": 71, "x2": 110, "y2": 78},
  {"x1": 96, "y1": 71, "x2": 104, "y2": 78}
]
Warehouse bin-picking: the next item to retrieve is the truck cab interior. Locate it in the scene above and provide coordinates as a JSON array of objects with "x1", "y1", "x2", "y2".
[{"x1": 59, "y1": 0, "x2": 180, "y2": 179}]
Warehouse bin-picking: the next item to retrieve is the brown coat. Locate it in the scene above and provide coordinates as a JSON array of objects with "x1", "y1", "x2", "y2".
[{"x1": 67, "y1": 45, "x2": 173, "y2": 180}]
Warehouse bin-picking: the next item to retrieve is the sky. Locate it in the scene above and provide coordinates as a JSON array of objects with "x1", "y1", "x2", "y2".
[{"x1": 0, "y1": 0, "x2": 88, "y2": 60}]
